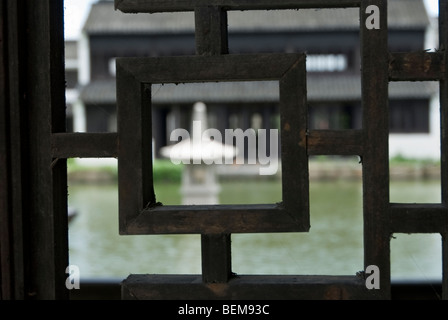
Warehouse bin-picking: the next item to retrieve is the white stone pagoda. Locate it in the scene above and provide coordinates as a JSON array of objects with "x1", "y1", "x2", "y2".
[{"x1": 160, "y1": 102, "x2": 237, "y2": 205}]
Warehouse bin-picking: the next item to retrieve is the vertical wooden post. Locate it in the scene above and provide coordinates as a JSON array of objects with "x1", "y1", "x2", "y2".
[
  {"x1": 0, "y1": 0, "x2": 15, "y2": 300},
  {"x1": 439, "y1": 0, "x2": 448, "y2": 300},
  {"x1": 1, "y1": 0, "x2": 68, "y2": 300},
  {"x1": 1, "y1": 0, "x2": 29, "y2": 300},
  {"x1": 24, "y1": 0, "x2": 68, "y2": 299},
  {"x1": 360, "y1": 0, "x2": 391, "y2": 299},
  {"x1": 194, "y1": 6, "x2": 233, "y2": 283},
  {"x1": 201, "y1": 234, "x2": 232, "y2": 283},
  {"x1": 195, "y1": 6, "x2": 229, "y2": 56},
  {"x1": 0, "y1": 0, "x2": 6, "y2": 300}
]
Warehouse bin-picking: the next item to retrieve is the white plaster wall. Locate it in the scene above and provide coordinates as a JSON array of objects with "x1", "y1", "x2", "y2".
[{"x1": 389, "y1": 93, "x2": 440, "y2": 160}]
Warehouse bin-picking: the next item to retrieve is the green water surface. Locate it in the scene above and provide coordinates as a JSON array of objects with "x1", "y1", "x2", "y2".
[{"x1": 67, "y1": 179, "x2": 442, "y2": 282}]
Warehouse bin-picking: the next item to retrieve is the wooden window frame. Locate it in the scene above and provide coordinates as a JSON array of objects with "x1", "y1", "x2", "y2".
[
  {"x1": 116, "y1": 53, "x2": 310, "y2": 235},
  {"x1": 27, "y1": 0, "x2": 446, "y2": 300}
]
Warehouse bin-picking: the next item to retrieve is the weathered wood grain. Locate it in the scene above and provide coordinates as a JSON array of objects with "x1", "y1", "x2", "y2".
[
  {"x1": 360, "y1": 0, "x2": 391, "y2": 299},
  {"x1": 51, "y1": 133, "x2": 118, "y2": 158},
  {"x1": 127, "y1": 204, "x2": 309, "y2": 234},
  {"x1": 389, "y1": 52, "x2": 445, "y2": 81},
  {"x1": 116, "y1": 53, "x2": 306, "y2": 83},
  {"x1": 28, "y1": 0, "x2": 69, "y2": 300},
  {"x1": 195, "y1": 6, "x2": 228, "y2": 56},
  {"x1": 308, "y1": 130, "x2": 363, "y2": 155},
  {"x1": 195, "y1": 6, "x2": 232, "y2": 284},
  {"x1": 122, "y1": 274, "x2": 376, "y2": 300},
  {"x1": 390, "y1": 204, "x2": 448, "y2": 234}
]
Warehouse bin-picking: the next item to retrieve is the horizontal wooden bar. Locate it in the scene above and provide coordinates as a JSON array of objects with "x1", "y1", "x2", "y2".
[
  {"x1": 68, "y1": 278, "x2": 444, "y2": 300},
  {"x1": 390, "y1": 203, "x2": 448, "y2": 234},
  {"x1": 117, "y1": 53, "x2": 305, "y2": 83},
  {"x1": 389, "y1": 52, "x2": 445, "y2": 81},
  {"x1": 51, "y1": 133, "x2": 118, "y2": 158},
  {"x1": 307, "y1": 130, "x2": 363, "y2": 156},
  {"x1": 122, "y1": 274, "x2": 376, "y2": 300},
  {"x1": 123, "y1": 204, "x2": 310, "y2": 234},
  {"x1": 115, "y1": 0, "x2": 361, "y2": 13}
]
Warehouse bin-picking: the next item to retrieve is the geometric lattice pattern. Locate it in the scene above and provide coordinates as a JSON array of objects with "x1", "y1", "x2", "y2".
[{"x1": 110, "y1": 0, "x2": 448, "y2": 299}]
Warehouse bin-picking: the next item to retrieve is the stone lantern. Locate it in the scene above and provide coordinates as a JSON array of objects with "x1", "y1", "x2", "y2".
[{"x1": 160, "y1": 102, "x2": 237, "y2": 205}]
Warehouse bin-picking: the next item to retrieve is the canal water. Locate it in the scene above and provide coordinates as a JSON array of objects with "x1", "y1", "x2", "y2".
[{"x1": 67, "y1": 177, "x2": 443, "y2": 282}]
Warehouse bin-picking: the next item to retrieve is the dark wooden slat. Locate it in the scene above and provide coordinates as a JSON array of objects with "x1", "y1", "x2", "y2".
[
  {"x1": 115, "y1": 0, "x2": 361, "y2": 13},
  {"x1": 195, "y1": 6, "x2": 228, "y2": 56},
  {"x1": 2, "y1": 0, "x2": 68, "y2": 300},
  {"x1": 389, "y1": 204, "x2": 448, "y2": 234},
  {"x1": 69, "y1": 279, "x2": 122, "y2": 300},
  {"x1": 308, "y1": 130, "x2": 363, "y2": 156},
  {"x1": 439, "y1": 0, "x2": 448, "y2": 300},
  {"x1": 117, "y1": 73, "x2": 155, "y2": 232},
  {"x1": 0, "y1": 0, "x2": 13, "y2": 299},
  {"x1": 25, "y1": 0, "x2": 68, "y2": 299},
  {"x1": 51, "y1": 133, "x2": 118, "y2": 158},
  {"x1": 279, "y1": 53, "x2": 310, "y2": 229},
  {"x1": 127, "y1": 204, "x2": 309, "y2": 234},
  {"x1": 48, "y1": 1, "x2": 70, "y2": 299},
  {"x1": 65, "y1": 278, "x2": 445, "y2": 300},
  {"x1": 117, "y1": 53, "x2": 306, "y2": 83},
  {"x1": 360, "y1": 0, "x2": 391, "y2": 299},
  {"x1": 201, "y1": 234, "x2": 232, "y2": 283},
  {"x1": 389, "y1": 52, "x2": 445, "y2": 81},
  {"x1": 0, "y1": 3, "x2": 6, "y2": 299},
  {"x1": 194, "y1": 6, "x2": 232, "y2": 284},
  {"x1": 1, "y1": 0, "x2": 26, "y2": 300},
  {"x1": 140, "y1": 84, "x2": 155, "y2": 230},
  {"x1": 122, "y1": 274, "x2": 376, "y2": 300}
]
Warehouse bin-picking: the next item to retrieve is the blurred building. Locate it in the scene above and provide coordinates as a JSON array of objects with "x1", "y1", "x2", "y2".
[
  {"x1": 64, "y1": 39, "x2": 79, "y2": 133},
  {"x1": 66, "y1": 0, "x2": 439, "y2": 161}
]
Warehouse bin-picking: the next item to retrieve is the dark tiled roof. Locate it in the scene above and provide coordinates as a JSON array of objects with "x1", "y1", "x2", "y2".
[
  {"x1": 84, "y1": 0, "x2": 429, "y2": 35},
  {"x1": 80, "y1": 75, "x2": 437, "y2": 105}
]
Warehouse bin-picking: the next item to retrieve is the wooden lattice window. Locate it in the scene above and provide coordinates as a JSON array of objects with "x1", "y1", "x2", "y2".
[
  {"x1": 46, "y1": 0, "x2": 448, "y2": 300},
  {"x1": 110, "y1": 0, "x2": 448, "y2": 300}
]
